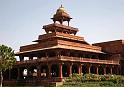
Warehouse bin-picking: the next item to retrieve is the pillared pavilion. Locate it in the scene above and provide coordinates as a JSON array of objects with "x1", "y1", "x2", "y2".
[{"x1": 3, "y1": 5, "x2": 124, "y2": 86}]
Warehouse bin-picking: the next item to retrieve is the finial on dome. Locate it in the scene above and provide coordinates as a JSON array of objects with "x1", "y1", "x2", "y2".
[
  {"x1": 60, "y1": 4, "x2": 63, "y2": 7},
  {"x1": 51, "y1": 5, "x2": 72, "y2": 26}
]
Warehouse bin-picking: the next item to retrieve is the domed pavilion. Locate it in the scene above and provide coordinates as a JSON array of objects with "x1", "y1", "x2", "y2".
[{"x1": 3, "y1": 5, "x2": 124, "y2": 86}]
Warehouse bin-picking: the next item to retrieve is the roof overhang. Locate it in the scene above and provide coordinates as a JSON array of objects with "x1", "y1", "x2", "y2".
[{"x1": 15, "y1": 45, "x2": 106, "y2": 56}]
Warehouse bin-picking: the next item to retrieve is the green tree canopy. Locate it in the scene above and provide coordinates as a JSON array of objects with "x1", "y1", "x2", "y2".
[
  {"x1": 0, "y1": 45, "x2": 16, "y2": 71},
  {"x1": 0, "y1": 45, "x2": 16, "y2": 87}
]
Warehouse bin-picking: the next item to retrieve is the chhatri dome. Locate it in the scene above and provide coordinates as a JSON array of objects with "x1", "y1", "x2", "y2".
[
  {"x1": 56, "y1": 5, "x2": 67, "y2": 14},
  {"x1": 51, "y1": 5, "x2": 72, "y2": 26}
]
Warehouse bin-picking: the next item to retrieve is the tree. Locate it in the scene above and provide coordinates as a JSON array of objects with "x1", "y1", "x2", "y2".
[{"x1": 0, "y1": 45, "x2": 16, "y2": 87}]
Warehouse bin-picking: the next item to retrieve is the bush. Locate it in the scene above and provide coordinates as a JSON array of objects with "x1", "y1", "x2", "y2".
[
  {"x1": 99, "y1": 81, "x2": 115, "y2": 87},
  {"x1": 82, "y1": 74, "x2": 99, "y2": 81},
  {"x1": 65, "y1": 73, "x2": 124, "y2": 85},
  {"x1": 99, "y1": 75, "x2": 106, "y2": 81},
  {"x1": 65, "y1": 73, "x2": 82, "y2": 83}
]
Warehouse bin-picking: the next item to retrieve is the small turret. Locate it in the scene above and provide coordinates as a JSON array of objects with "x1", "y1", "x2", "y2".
[{"x1": 51, "y1": 5, "x2": 72, "y2": 26}]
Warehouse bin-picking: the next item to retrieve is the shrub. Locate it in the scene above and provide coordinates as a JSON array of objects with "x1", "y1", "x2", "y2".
[
  {"x1": 99, "y1": 81, "x2": 115, "y2": 87},
  {"x1": 99, "y1": 75, "x2": 106, "y2": 81},
  {"x1": 65, "y1": 73, "x2": 82, "y2": 83},
  {"x1": 82, "y1": 74, "x2": 99, "y2": 81},
  {"x1": 65, "y1": 73, "x2": 124, "y2": 85}
]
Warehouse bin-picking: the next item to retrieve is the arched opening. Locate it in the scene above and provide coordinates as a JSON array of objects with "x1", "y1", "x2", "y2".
[
  {"x1": 90, "y1": 65, "x2": 97, "y2": 74},
  {"x1": 72, "y1": 64, "x2": 78, "y2": 74},
  {"x1": 51, "y1": 64, "x2": 59, "y2": 77},
  {"x1": 82, "y1": 65, "x2": 88, "y2": 74},
  {"x1": 98, "y1": 66, "x2": 104, "y2": 75},
  {"x1": 41, "y1": 65, "x2": 48, "y2": 78},
  {"x1": 62, "y1": 64, "x2": 68, "y2": 77}
]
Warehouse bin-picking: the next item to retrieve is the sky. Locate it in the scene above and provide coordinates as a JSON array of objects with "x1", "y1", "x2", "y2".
[{"x1": 0, "y1": 0, "x2": 124, "y2": 52}]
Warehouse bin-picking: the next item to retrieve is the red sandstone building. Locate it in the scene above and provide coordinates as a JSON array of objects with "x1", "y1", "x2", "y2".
[{"x1": 3, "y1": 5, "x2": 124, "y2": 86}]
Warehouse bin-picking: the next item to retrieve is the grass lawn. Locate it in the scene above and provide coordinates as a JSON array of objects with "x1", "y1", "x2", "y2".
[
  {"x1": 59, "y1": 81, "x2": 124, "y2": 87},
  {"x1": 3, "y1": 86, "x2": 44, "y2": 87},
  {"x1": 59, "y1": 74, "x2": 124, "y2": 87}
]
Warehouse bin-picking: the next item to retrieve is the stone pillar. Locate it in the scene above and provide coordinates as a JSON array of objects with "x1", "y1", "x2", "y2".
[
  {"x1": 19, "y1": 56, "x2": 24, "y2": 61},
  {"x1": 17, "y1": 68, "x2": 20, "y2": 80},
  {"x1": 96, "y1": 66, "x2": 99, "y2": 74},
  {"x1": 48, "y1": 64, "x2": 51, "y2": 78},
  {"x1": 29, "y1": 56, "x2": 33, "y2": 60},
  {"x1": 88, "y1": 65, "x2": 91, "y2": 74},
  {"x1": 37, "y1": 65, "x2": 41, "y2": 79},
  {"x1": 27, "y1": 67, "x2": 30, "y2": 78},
  {"x1": 9, "y1": 69, "x2": 11, "y2": 80},
  {"x1": 68, "y1": 20, "x2": 70, "y2": 26},
  {"x1": 80, "y1": 64, "x2": 82, "y2": 74},
  {"x1": 68, "y1": 64, "x2": 72, "y2": 76},
  {"x1": 104, "y1": 67, "x2": 106, "y2": 75},
  {"x1": 117, "y1": 66, "x2": 120, "y2": 75},
  {"x1": 45, "y1": 52, "x2": 48, "y2": 58},
  {"x1": 110, "y1": 67, "x2": 113, "y2": 74},
  {"x1": 56, "y1": 50, "x2": 61, "y2": 57},
  {"x1": 59, "y1": 63, "x2": 63, "y2": 80},
  {"x1": 78, "y1": 64, "x2": 82, "y2": 74}
]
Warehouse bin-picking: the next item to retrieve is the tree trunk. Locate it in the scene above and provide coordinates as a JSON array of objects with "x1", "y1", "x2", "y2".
[{"x1": 0, "y1": 71, "x2": 3, "y2": 87}]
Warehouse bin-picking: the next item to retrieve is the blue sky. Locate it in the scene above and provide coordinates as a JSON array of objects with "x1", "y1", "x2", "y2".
[{"x1": 0, "y1": 0, "x2": 124, "y2": 52}]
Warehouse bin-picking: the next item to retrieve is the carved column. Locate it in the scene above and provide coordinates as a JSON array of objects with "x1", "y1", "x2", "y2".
[
  {"x1": 37, "y1": 65, "x2": 41, "y2": 79},
  {"x1": 68, "y1": 20, "x2": 70, "y2": 26},
  {"x1": 110, "y1": 67, "x2": 113, "y2": 74},
  {"x1": 29, "y1": 56, "x2": 33, "y2": 60},
  {"x1": 117, "y1": 66, "x2": 120, "y2": 75},
  {"x1": 78, "y1": 64, "x2": 82, "y2": 74},
  {"x1": 88, "y1": 64, "x2": 91, "y2": 74},
  {"x1": 59, "y1": 63, "x2": 63, "y2": 80},
  {"x1": 48, "y1": 64, "x2": 51, "y2": 78},
  {"x1": 96, "y1": 66, "x2": 99, "y2": 74},
  {"x1": 104, "y1": 67, "x2": 106, "y2": 75},
  {"x1": 80, "y1": 64, "x2": 82, "y2": 74},
  {"x1": 56, "y1": 50, "x2": 61, "y2": 57},
  {"x1": 19, "y1": 56, "x2": 24, "y2": 61},
  {"x1": 45, "y1": 30, "x2": 49, "y2": 34},
  {"x1": 45, "y1": 52, "x2": 48, "y2": 58},
  {"x1": 68, "y1": 63, "x2": 72, "y2": 76},
  {"x1": 27, "y1": 66, "x2": 31, "y2": 78},
  {"x1": 9, "y1": 69, "x2": 11, "y2": 80},
  {"x1": 17, "y1": 68, "x2": 20, "y2": 80}
]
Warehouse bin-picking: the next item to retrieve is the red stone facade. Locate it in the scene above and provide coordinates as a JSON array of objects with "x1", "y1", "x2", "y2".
[{"x1": 3, "y1": 5, "x2": 124, "y2": 86}]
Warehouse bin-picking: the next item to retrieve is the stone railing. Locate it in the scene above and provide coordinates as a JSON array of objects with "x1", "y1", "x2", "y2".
[
  {"x1": 60, "y1": 56, "x2": 120, "y2": 65},
  {"x1": 16, "y1": 57, "x2": 57, "y2": 65},
  {"x1": 16, "y1": 56, "x2": 119, "y2": 65},
  {"x1": 16, "y1": 59, "x2": 39, "y2": 65}
]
